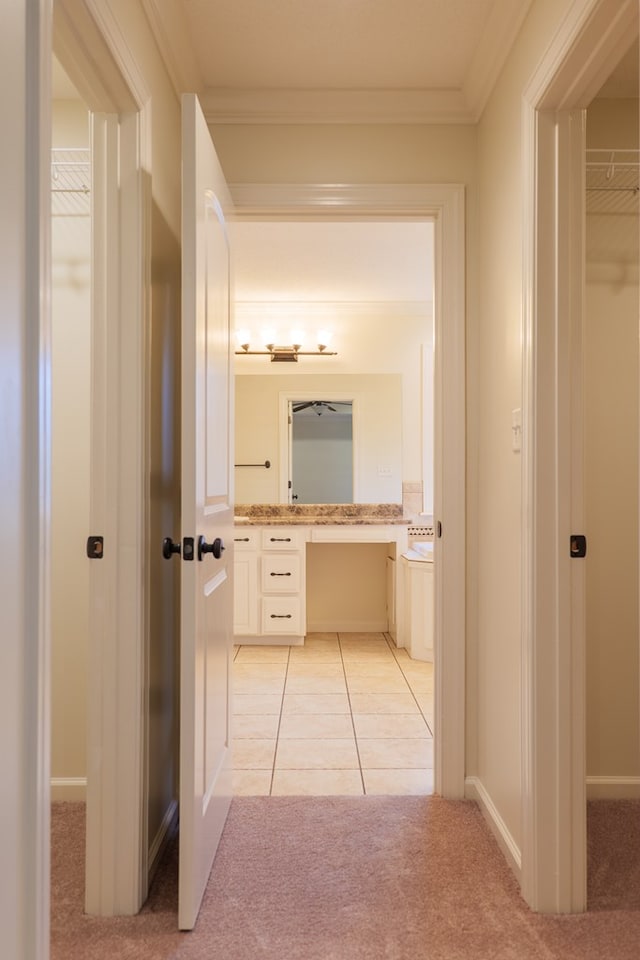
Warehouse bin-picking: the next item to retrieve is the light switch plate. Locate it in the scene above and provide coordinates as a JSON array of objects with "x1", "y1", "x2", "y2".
[{"x1": 512, "y1": 408, "x2": 522, "y2": 453}]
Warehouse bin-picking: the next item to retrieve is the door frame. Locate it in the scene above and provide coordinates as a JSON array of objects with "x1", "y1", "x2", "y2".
[
  {"x1": 54, "y1": 0, "x2": 152, "y2": 915},
  {"x1": 520, "y1": 0, "x2": 638, "y2": 913},
  {"x1": 232, "y1": 183, "x2": 466, "y2": 797}
]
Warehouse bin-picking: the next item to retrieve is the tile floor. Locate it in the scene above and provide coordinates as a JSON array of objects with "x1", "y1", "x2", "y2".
[{"x1": 232, "y1": 632, "x2": 434, "y2": 796}]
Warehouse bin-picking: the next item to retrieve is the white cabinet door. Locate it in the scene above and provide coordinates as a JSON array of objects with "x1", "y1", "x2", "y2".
[
  {"x1": 234, "y1": 552, "x2": 258, "y2": 635},
  {"x1": 179, "y1": 93, "x2": 234, "y2": 931}
]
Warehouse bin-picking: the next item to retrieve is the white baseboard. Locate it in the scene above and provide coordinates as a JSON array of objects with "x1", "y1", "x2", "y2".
[
  {"x1": 586, "y1": 776, "x2": 640, "y2": 800},
  {"x1": 465, "y1": 776, "x2": 521, "y2": 881},
  {"x1": 306, "y1": 619, "x2": 388, "y2": 633},
  {"x1": 148, "y1": 799, "x2": 179, "y2": 883},
  {"x1": 51, "y1": 777, "x2": 87, "y2": 802}
]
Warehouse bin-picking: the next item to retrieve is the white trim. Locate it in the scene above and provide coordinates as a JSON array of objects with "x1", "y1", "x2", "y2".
[
  {"x1": 521, "y1": 0, "x2": 638, "y2": 915},
  {"x1": 51, "y1": 778, "x2": 87, "y2": 802},
  {"x1": 465, "y1": 777, "x2": 522, "y2": 881},
  {"x1": 586, "y1": 777, "x2": 640, "y2": 800},
  {"x1": 232, "y1": 182, "x2": 466, "y2": 799},
  {"x1": 2, "y1": 3, "x2": 53, "y2": 957},
  {"x1": 83, "y1": 0, "x2": 151, "y2": 109},
  {"x1": 201, "y1": 87, "x2": 473, "y2": 126},
  {"x1": 142, "y1": 0, "x2": 530, "y2": 125},
  {"x1": 85, "y1": 104, "x2": 150, "y2": 918},
  {"x1": 140, "y1": 0, "x2": 202, "y2": 97},
  {"x1": 54, "y1": 1, "x2": 154, "y2": 919}
]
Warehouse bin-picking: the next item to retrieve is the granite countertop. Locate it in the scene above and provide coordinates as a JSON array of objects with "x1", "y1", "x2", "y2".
[{"x1": 234, "y1": 503, "x2": 410, "y2": 526}]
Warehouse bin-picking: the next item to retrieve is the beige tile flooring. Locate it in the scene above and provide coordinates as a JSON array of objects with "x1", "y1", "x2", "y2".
[{"x1": 232, "y1": 632, "x2": 434, "y2": 796}]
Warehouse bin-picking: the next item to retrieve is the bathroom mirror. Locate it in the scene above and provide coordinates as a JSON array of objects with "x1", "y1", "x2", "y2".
[
  {"x1": 234, "y1": 374, "x2": 403, "y2": 505},
  {"x1": 289, "y1": 399, "x2": 353, "y2": 503}
]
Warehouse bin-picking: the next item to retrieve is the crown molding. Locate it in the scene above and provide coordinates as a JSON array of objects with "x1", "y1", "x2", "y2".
[
  {"x1": 201, "y1": 87, "x2": 474, "y2": 125},
  {"x1": 141, "y1": 0, "x2": 533, "y2": 125},
  {"x1": 463, "y1": 0, "x2": 536, "y2": 121},
  {"x1": 141, "y1": 0, "x2": 202, "y2": 97}
]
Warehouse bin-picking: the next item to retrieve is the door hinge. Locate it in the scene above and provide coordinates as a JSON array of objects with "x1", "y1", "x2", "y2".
[
  {"x1": 570, "y1": 534, "x2": 587, "y2": 558},
  {"x1": 86, "y1": 535, "x2": 104, "y2": 559},
  {"x1": 436, "y1": 521, "x2": 442, "y2": 538}
]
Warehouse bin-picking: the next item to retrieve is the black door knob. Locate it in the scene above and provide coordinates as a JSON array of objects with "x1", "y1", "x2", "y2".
[
  {"x1": 197, "y1": 535, "x2": 225, "y2": 561},
  {"x1": 162, "y1": 537, "x2": 181, "y2": 560}
]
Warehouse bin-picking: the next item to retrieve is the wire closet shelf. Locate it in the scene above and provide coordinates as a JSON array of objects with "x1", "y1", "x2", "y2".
[
  {"x1": 51, "y1": 148, "x2": 91, "y2": 217},
  {"x1": 586, "y1": 148, "x2": 639, "y2": 214}
]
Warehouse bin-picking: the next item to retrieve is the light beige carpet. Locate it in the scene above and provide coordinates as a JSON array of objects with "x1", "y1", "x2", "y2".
[{"x1": 51, "y1": 797, "x2": 640, "y2": 960}]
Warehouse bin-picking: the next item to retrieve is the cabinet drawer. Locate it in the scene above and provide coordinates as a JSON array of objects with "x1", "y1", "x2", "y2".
[
  {"x1": 261, "y1": 596, "x2": 303, "y2": 634},
  {"x1": 233, "y1": 529, "x2": 259, "y2": 550},
  {"x1": 261, "y1": 528, "x2": 303, "y2": 551},
  {"x1": 261, "y1": 555, "x2": 301, "y2": 593}
]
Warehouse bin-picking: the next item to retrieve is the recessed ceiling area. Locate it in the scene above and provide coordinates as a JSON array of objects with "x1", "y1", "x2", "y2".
[{"x1": 182, "y1": 0, "x2": 496, "y2": 92}]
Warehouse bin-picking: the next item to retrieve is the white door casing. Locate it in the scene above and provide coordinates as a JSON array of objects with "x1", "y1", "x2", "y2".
[
  {"x1": 1, "y1": 1, "x2": 52, "y2": 957},
  {"x1": 521, "y1": 0, "x2": 638, "y2": 914},
  {"x1": 179, "y1": 93, "x2": 235, "y2": 931},
  {"x1": 54, "y1": 0, "x2": 153, "y2": 914},
  {"x1": 232, "y1": 183, "x2": 466, "y2": 799}
]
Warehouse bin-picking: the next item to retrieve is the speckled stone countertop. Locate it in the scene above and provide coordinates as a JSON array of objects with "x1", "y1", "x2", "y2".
[{"x1": 234, "y1": 504, "x2": 409, "y2": 526}]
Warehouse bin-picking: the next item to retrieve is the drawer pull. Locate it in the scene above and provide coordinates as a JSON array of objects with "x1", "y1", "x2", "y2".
[
  {"x1": 270, "y1": 571, "x2": 291, "y2": 577},
  {"x1": 270, "y1": 537, "x2": 292, "y2": 542},
  {"x1": 270, "y1": 613, "x2": 293, "y2": 619},
  {"x1": 234, "y1": 537, "x2": 250, "y2": 542}
]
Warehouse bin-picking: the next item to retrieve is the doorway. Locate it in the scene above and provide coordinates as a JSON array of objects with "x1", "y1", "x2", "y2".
[
  {"x1": 521, "y1": 0, "x2": 638, "y2": 913},
  {"x1": 231, "y1": 198, "x2": 465, "y2": 799},
  {"x1": 583, "y1": 42, "x2": 640, "y2": 909},
  {"x1": 50, "y1": 64, "x2": 91, "y2": 810}
]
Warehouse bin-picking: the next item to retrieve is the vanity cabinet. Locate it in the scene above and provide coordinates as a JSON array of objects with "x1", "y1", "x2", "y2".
[
  {"x1": 234, "y1": 526, "x2": 306, "y2": 642},
  {"x1": 232, "y1": 529, "x2": 259, "y2": 636}
]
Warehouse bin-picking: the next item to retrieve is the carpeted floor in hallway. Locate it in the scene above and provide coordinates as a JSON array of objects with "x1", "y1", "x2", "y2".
[{"x1": 51, "y1": 797, "x2": 640, "y2": 960}]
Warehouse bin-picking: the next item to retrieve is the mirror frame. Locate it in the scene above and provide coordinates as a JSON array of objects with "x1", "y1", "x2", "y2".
[{"x1": 278, "y1": 390, "x2": 361, "y2": 503}]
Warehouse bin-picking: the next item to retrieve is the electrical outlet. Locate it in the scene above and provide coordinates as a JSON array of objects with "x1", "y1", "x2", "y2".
[{"x1": 377, "y1": 465, "x2": 392, "y2": 477}]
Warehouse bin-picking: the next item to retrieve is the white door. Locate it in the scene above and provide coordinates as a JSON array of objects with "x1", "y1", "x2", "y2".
[{"x1": 179, "y1": 93, "x2": 234, "y2": 931}]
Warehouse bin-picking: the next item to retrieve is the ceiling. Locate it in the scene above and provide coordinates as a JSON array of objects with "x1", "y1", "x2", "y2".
[
  {"x1": 233, "y1": 221, "x2": 434, "y2": 311},
  {"x1": 144, "y1": 0, "x2": 536, "y2": 123},
  {"x1": 52, "y1": 2, "x2": 638, "y2": 319}
]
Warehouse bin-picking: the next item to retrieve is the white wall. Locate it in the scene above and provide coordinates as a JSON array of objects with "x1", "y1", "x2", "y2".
[
  {"x1": 584, "y1": 98, "x2": 639, "y2": 787},
  {"x1": 472, "y1": 0, "x2": 584, "y2": 853},
  {"x1": 50, "y1": 99, "x2": 91, "y2": 800}
]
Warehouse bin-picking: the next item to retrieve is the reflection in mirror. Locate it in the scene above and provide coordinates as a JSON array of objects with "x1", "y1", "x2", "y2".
[{"x1": 290, "y1": 400, "x2": 353, "y2": 503}]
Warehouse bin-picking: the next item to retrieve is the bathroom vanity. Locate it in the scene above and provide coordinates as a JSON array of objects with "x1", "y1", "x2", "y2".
[{"x1": 232, "y1": 504, "x2": 413, "y2": 645}]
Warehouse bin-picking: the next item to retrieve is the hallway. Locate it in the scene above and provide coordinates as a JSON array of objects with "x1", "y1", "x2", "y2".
[{"x1": 233, "y1": 632, "x2": 434, "y2": 796}]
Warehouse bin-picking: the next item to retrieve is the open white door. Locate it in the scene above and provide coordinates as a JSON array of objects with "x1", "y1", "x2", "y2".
[{"x1": 179, "y1": 93, "x2": 234, "y2": 931}]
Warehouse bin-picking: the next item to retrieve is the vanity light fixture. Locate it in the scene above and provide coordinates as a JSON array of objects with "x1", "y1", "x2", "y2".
[{"x1": 235, "y1": 328, "x2": 337, "y2": 362}]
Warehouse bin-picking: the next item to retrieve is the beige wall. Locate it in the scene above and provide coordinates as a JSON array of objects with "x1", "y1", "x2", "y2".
[
  {"x1": 472, "y1": 0, "x2": 583, "y2": 849},
  {"x1": 51, "y1": 99, "x2": 91, "y2": 799},
  {"x1": 585, "y1": 98, "x2": 639, "y2": 783},
  {"x1": 235, "y1": 373, "x2": 403, "y2": 505},
  {"x1": 306, "y1": 543, "x2": 390, "y2": 632}
]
